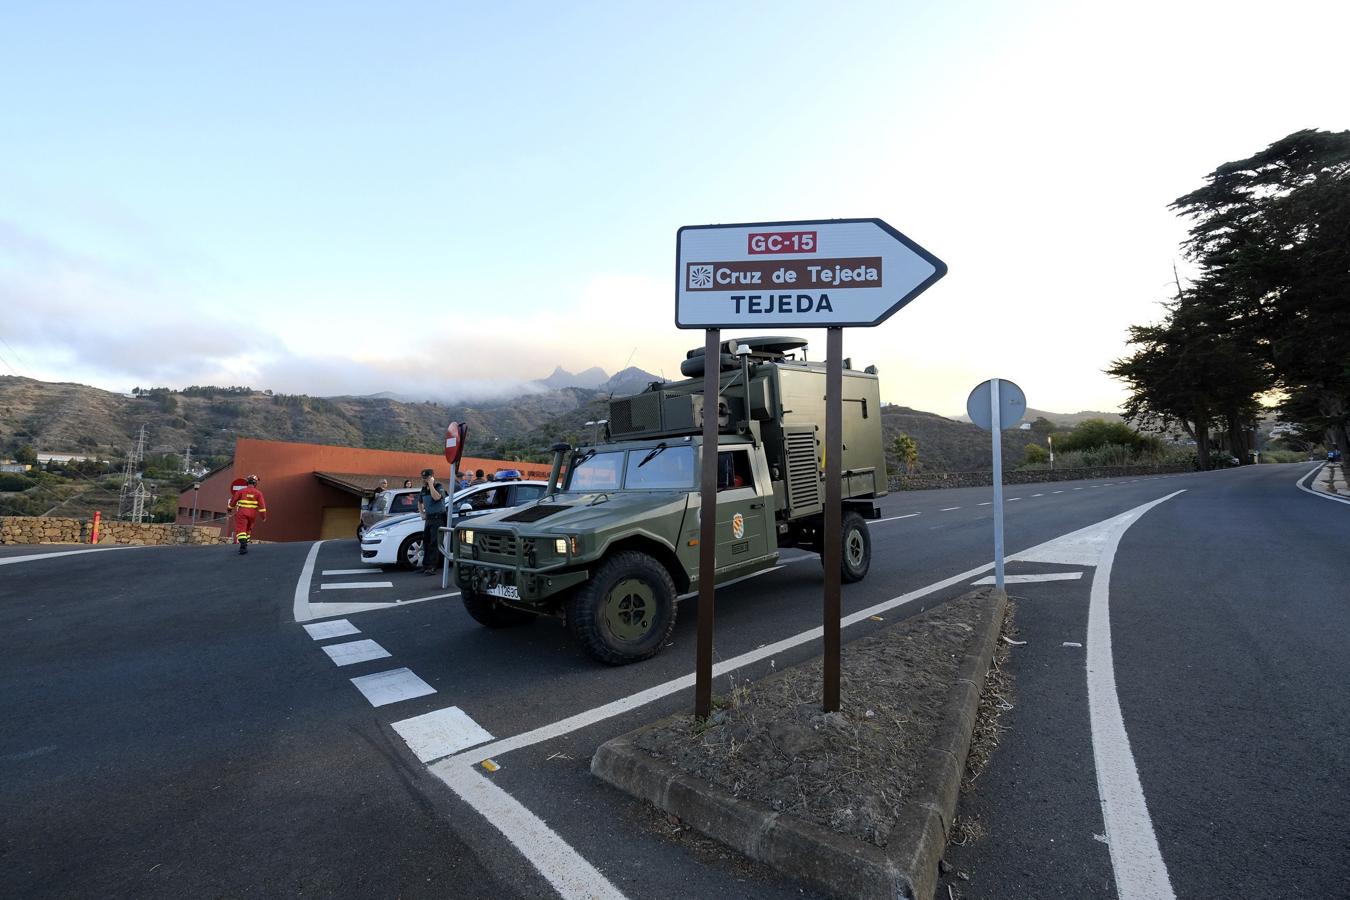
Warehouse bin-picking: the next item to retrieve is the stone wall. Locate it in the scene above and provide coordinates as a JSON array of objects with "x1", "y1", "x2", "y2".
[
  {"x1": 0, "y1": 516, "x2": 227, "y2": 546},
  {"x1": 889, "y1": 463, "x2": 1194, "y2": 492}
]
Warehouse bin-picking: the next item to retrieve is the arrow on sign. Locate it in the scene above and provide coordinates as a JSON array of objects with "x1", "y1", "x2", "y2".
[{"x1": 675, "y1": 218, "x2": 946, "y2": 329}]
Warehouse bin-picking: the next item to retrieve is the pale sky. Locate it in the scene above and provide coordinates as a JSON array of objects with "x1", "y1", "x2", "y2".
[{"x1": 2, "y1": 0, "x2": 1346, "y2": 416}]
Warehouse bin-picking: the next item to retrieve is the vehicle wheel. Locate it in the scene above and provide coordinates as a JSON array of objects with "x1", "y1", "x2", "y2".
[
  {"x1": 566, "y1": 551, "x2": 677, "y2": 665},
  {"x1": 356, "y1": 523, "x2": 366, "y2": 541},
  {"x1": 462, "y1": 588, "x2": 534, "y2": 628},
  {"x1": 397, "y1": 533, "x2": 424, "y2": 570},
  {"x1": 841, "y1": 511, "x2": 871, "y2": 583}
]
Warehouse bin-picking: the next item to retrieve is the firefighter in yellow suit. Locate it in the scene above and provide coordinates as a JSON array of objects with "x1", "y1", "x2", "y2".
[{"x1": 228, "y1": 474, "x2": 268, "y2": 555}]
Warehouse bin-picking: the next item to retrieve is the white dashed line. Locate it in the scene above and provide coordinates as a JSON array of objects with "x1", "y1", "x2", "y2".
[
  {"x1": 940, "y1": 506, "x2": 961, "y2": 511},
  {"x1": 1052, "y1": 490, "x2": 1065, "y2": 494},
  {"x1": 875, "y1": 513, "x2": 920, "y2": 523},
  {"x1": 350, "y1": 668, "x2": 436, "y2": 707},
  {"x1": 303, "y1": 619, "x2": 360, "y2": 640},
  {"x1": 393, "y1": 706, "x2": 494, "y2": 762},
  {"x1": 1007, "y1": 497, "x2": 1022, "y2": 501},
  {"x1": 0, "y1": 546, "x2": 139, "y2": 566},
  {"x1": 323, "y1": 639, "x2": 392, "y2": 667},
  {"x1": 1032, "y1": 493, "x2": 1044, "y2": 497},
  {"x1": 978, "y1": 501, "x2": 991, "y2": 506},
  {"x1": 321, "y1": 581, "x2": 394, "y2": 590},
  {"x1": 321, "y1": 568, "x2": 381, "y2": 576}
]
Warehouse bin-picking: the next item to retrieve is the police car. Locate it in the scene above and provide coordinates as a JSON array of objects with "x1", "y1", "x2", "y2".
[{"x1": 359, "y1": 480, "x2": 549, "y2": 569}]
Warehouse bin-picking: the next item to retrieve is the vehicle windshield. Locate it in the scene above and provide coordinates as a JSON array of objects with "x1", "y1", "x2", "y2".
[
  {"x1": 563, "y1": 446, "x2": 696, "y2": 491},
  {"x1": 625, "y1": 444, "x2": 694, "y2": 490},
  {"x1": 566, "y1": 450, "x2": 625, "y2": 491}
]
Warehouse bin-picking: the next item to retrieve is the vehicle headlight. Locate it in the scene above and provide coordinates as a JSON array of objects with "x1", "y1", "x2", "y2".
[
  {"x1": 460, "y1": 529, "x2": 474, "y2": 545},
  {"x1": 366, "y1": 529, "x2": 388, "y2": 541},
  {"x1": 554, "y1": 538, "x2": 568, "y2": 554}
]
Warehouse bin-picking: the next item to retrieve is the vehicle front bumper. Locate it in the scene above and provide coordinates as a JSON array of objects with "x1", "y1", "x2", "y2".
[{"x1": 452, "y1": 528, "x2": 590, "y2": 603}]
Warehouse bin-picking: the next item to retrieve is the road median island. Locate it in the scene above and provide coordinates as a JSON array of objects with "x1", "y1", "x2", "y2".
[{"x1": 592, "y1": 587, "x2": 1008, "y2": 900}]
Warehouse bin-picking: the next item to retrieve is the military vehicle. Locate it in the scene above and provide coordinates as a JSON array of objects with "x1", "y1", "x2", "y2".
[{"x1": 451, "y1": 336, "x2": 888, "y2": 664}]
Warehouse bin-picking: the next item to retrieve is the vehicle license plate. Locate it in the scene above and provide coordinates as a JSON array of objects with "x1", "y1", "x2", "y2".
[{"x1": 485, "y1": 584, "x2": 519, "y2": 600}]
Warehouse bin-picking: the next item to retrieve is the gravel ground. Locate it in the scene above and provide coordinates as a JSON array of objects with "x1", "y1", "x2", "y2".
[{"x1": 632, "y1": 591, "x2": 1001, "y2": 849}]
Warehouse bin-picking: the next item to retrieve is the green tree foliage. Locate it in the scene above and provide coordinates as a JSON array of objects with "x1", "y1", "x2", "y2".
[
  {"x1": 1171, "y1": 129, "x2": 1350, "y2": 456},
  {"x1": 1023, "y1": 444, "x2": 1049, "y2": 465},
  {"x1": 14, "y1": 445, "x2": 37, "y2": 465},
  {"x1": 1029, "y1": 416, "x2": 1056, "y2": 436},
  {"x1": 1107, "y1": 128, "x2": 1350, "y2": 466},
  {"x1": 1054, "y1": 419, "x2": 1162, "y2": 455},
  {"x1": 890, "y1": 432, "x2": 919, "y2": 474}
]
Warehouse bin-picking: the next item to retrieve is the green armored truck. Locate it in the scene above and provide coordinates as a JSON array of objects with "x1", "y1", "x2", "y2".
[{"x1": 451, "y1": 336, "x2": 889, "y2": 664}]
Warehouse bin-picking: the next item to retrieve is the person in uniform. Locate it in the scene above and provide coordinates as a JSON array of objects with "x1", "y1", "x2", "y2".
[
  {"x1": 416, "y1": 468, "x2": 448, "y2": 575},
  {"x1": 228, "y1": 474, "x2": 267, "y2": 555}
]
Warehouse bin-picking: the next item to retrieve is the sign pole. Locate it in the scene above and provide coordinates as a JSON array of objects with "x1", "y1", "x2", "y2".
[
  {"x1": 694, "y1": 328, "x2": 720, "y2": 720},
  {"x1": 990, "y1": 378, "x2": 1005, "y2": 590},
  {"x1": 823, "y1": 326, "x2": 843, "y2": 712}
]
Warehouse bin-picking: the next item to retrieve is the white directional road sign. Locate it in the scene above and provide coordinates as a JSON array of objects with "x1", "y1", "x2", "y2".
[{"x1": 675, "y1": 218, "x2": 947, "y2": 328}]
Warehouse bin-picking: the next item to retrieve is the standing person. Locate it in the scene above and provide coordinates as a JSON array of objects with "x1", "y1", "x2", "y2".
[
  {"x1": 227, "y1": 474, "x2": 267, "y2": 555},
  {"x1": 473, "y1": 468, "x2": 487, "y2": 485},
  {"x1": 417, "y1": 468, "x2": 448, "y2": 575},
  {"x1": 403, "y1": 479, "x2": 413, "y2": 488},
  {"x1": 369, "y1": 478, "x2": 388, "y2": 508}
]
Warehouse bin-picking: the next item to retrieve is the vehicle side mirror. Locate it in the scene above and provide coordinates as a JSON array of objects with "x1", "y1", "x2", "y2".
[{"x1": 459, "y1": 503, "x2": 473, "y2": 513}]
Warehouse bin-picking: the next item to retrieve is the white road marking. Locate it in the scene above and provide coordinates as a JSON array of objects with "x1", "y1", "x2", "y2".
[
  {"x1": 306, "y1": 593, "x2": 455, "y2": 620},
  {"x1": 350, "y1": 667, "x2": 436, "y2": 707},
  {"x1": 1007, "y1": 497, "x2": 1022, "y2": 501},
  {"x1": 875, "y1": 512, "x2": 920, "y2": 523},
  {"x1": 1053, "y1": 490, "x2": 1065, "y2": 494},
  {"x1": 322, "y1": 639, "x2": 392, "y2": 667},
  {"x1": 1064, "y1": 641, "x2": 1083, "y2": 647},
  {"x1": 434, "y1": 760, "x2": 629, "y2": 900},
  {"x1": 428, "y1": 495, "x2": 1188, "y2": 900},
  {"x1": 292, "y1": 541, "x2": 326, "y2": 622},
  {"x1": 940, "y1": 506, "x2": 960, "y2": 511},
  {"x1": 1296, "y1": 462, "x2": 1350, "y2": 506},
  {"x1": 1074, "y1": 487, "x2": 1085, "y2": 490},
  {"x1": 1010, "y1": 492, "x2": 1183, "y2": 899},
  {"x1": 321, "y1": 581, "x2": 394, "y2": 590},
  {"x1": 0, "y1": 546, "x2": 138, "y2": 566},
  {"x1": 445, "y1": 556, "x2": 998, "y2": 764},
  {"x1": 1086, "y1": 493, "x2": 1180, "y2": 900},
  {"x1": 321, "y1": 568, "x2": 381, "y2": 576},
  {"x1": 1032, "y1": 493, "x2": 1044, "y2": 497},
  {"x1": 393, "y1": 706, "x2": 494, "y2": 762},
  {"x1": 303, "y1": 619, "x2": 359, "y2": 640},
  {"x1": 978, "y1": 501, "x2": 991, "y2": 506},
  {"x1": 972, "y1": 571, "x2": 1083, "y2": 585}
]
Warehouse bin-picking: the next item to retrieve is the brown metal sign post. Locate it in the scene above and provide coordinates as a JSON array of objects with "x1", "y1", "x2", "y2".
[
  {"x1": 694, "y1": 328, "x2": 721, "y2": 720},
  {"x1": 822, "y1": 326, "x2": 844, "y2": 711}
]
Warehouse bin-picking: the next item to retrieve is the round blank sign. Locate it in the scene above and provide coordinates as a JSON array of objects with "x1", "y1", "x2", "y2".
[{"x1": 967, "y1": 379, "x2": 1027, "y2": 431}]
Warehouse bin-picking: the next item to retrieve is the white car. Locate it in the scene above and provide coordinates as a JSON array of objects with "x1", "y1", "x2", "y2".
[{"x1": 359, "y1": 480, "x2": 549, "y2": 569}]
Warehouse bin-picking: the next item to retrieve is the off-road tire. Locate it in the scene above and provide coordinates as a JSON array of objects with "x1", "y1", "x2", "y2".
[
  {"x1": 566, "y1": 551, "x2": 677, "y2": 665},
  {"x1": 397, "y1": 533, "x2": 423, "y2": 570},
  {"x1": 462, "y1": 588, "x2": 535, "y2": 628},
  {"x1": 841, "y1": 510, "x2": 871, "y2": 582}
]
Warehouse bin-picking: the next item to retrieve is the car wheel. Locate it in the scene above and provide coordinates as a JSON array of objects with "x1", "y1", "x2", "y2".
[
  {"x1": 566, "y1": 551, "x2": 677, "y2": 665},
  {"x1": 462, "y1": 588, "x2": 534, "y2": 628},
  {"x1": 398, "y1": 533, "x2": 424, "y2": 570},
  {"x1": 357, "y1": 523, "x2": 366, "y2": 541},
  {"x1": 841, "y1": 511, "x2": 871, "y2": 583}
]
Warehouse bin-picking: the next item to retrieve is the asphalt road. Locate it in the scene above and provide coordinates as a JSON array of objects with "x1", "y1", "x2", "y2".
[{"x1": 2, "y1": 463, "x2": 1344, "y2": 899}]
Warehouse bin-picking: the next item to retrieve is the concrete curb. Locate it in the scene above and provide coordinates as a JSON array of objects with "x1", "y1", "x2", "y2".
[{"x1": 592, "y1": 587, "x2": 1008, "y2": 900}]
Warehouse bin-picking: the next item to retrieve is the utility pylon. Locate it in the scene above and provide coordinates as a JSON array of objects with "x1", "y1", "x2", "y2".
[{"x1": 118, "y1": 425, "x2": 148, "y2": 522}]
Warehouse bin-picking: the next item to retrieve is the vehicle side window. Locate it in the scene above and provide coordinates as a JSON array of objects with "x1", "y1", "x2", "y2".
[
  {"x1": 392, "y1": 493, "x2": 418, "y2": 513},
  {"x1": 513, "y1": 485, "x2": 545, "y2": 504},
  {"x1": 469, "y1": 487, "x2": 506, "y2": 509},
  {"x1": 717, "y1": 451, "x2": 755, "y2": 491}
]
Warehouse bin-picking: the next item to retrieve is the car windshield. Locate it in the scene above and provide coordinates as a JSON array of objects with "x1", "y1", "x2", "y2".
[
  {"x1": 566, "y1": 451, "x2": 624, "y2": 491},
  {"x1": 624, "y1": 444, "x2": 694, "y2": 490}
]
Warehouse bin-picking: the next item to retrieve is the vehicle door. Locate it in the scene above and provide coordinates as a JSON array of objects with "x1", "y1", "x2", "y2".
[
  {"x1": 362, "y1": 491, "x2": 392, "y2": 529},
  {"x1": 386, "y1": 491, "x2": 420, "y2": 524},
  {"x1": 453, "y1": 485, "x2": 512, "y2": 524},
  {"x1": 713, "y1": 448, "x2": 772, "y2": 573}
]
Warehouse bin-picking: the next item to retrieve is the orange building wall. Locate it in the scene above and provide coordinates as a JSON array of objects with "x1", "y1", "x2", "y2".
[{"x1": 177, "y1": 438, "x2": 554, "y2": 543}]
